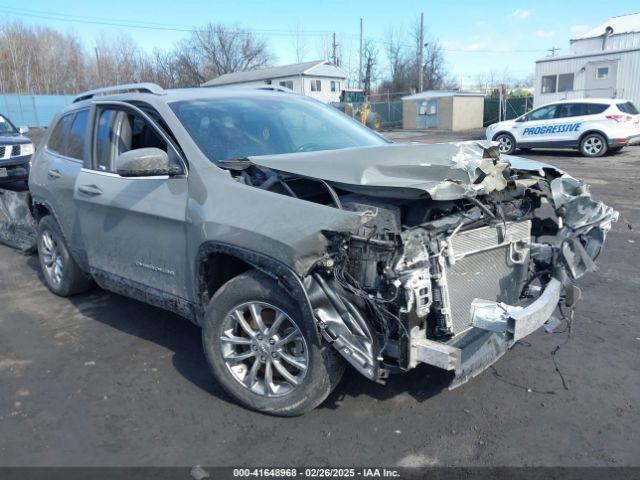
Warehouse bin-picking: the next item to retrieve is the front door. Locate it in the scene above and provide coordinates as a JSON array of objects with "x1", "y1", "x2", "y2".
[
  {"x1": 515, "y1": 103, "x2": 562, "y2": 146},
  {"x1": 74, "y1": 102, "x2": 190, "y2": 299}
]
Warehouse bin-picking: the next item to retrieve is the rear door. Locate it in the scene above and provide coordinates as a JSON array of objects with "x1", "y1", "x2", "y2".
[
  {"x1": 36, "y1": 109, "x2": 89, "y2": 255},
  {"x1": 74, "y1": 102, "x2": 190, "y2": 299},
  {"x1": 553, "y1": 103, "x2": 589, "y2": 145}
]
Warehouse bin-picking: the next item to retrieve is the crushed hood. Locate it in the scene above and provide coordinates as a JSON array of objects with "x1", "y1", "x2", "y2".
[{"x1": 245, "y1": 141, "x2": 513, "y2": 200}]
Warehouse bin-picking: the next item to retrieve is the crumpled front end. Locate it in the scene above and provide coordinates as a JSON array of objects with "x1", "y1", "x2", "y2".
[
  {"x1": 301, "y1": 155, "x2": 617, "y2": 386},
  {"x1": 224, "y1": 142, "x2": 618, "y2": 387}
]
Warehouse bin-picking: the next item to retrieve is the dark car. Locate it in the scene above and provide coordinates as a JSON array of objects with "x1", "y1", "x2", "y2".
[{"x1": 0, "y1": 113, "x2": 34, "y2": 185}]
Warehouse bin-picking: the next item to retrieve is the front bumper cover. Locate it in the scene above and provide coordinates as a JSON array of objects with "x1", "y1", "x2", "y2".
[
  {"x1": 0, "y1": 155, "x2": 30, "y2": 183},
  {"x1": 409, "y1": 278, "x2": 562, "y2": 388}
]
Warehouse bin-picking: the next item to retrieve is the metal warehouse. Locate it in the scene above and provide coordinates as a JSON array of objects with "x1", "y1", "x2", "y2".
[
  {"x1": 401, "y1": 91, "x2": 484, "y2": 131},
  {"x1": 535, "y1": 12, "x2": 640, "y2": 107}
]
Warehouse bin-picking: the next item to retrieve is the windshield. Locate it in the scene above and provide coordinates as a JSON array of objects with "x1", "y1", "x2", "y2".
[
  {"x1": 170, "y1": 95, "x2": 387, "y2": 162},
  {"x1": 0, "y1": 115, "x2": 17, "y2": 134}
]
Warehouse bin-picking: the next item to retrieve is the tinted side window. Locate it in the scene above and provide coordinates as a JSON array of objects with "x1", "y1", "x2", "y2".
[
  {"x1": 47, "y1": 114, "x2": 74, "y2": 155},
  {"x1": 556, "y1": 103, "x2": 587, "y2": 118},
  {"x1": 94, "y1": 108, "x2": 167, "y2": 172},
  {"x1": 66, "y1": 110, "x2": 89, "y2": 160},
  {"x1": 587, "y1": 104, "x2": 609, "y2": 115},
  {"x1": 528, "y1": 105, "x2": 557, "y2": 121},
  {"x1": 617, "y1": 102, "x2": 639, "y2": 115}
]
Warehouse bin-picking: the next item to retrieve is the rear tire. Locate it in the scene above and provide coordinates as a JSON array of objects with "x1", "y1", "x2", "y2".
[
  {"x1": 37, "y1": 215, "x2": 92, "y2": 297},
  {"x1": 580, "y1": 133, "x2": 608, "y2": 157},
  {"x1": 202, "y1": 270, "x2": 344, "y2": 416},
  {"x1": 495, "y1": 133, "x2": 516, "y2": 155}
]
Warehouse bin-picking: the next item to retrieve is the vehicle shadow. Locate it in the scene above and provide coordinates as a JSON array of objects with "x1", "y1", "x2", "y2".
[
  {"x1": 323, "y1": 364, "x2": 452, "y2": 410},
  {"x1": 516, "y1": 149, "x2": 581, "y2": 158},
  {"x1": 26, "y1": 254, "x2": 452, "y2": 410}
]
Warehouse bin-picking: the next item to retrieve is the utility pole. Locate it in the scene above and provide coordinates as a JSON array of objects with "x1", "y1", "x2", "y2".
[
  {"x1": 418, "y1": 12, "x2": 424, "y2": 92},
  {"x1": 547, "y1": 47, "x2": 560, "y2": 57},
  {"x1": 332, "y1": 32, "x2": 338, "y2": 66},
  {"x1": 359, "y1": 18, "x2": 363, "y2": 89}
]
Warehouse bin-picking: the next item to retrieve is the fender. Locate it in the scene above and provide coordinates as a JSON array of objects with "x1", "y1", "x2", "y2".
[
  {"x1": 30, "y1": 195, "x2": 89, "y2": 269},
  {"x1": 195, "y1": 241, "x2": 321, "y2": 346}
]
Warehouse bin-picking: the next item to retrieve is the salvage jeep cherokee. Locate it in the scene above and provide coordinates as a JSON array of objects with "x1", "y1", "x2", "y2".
[{"x1": 29, "y1": 84, "x2": 618, "y2": 416}]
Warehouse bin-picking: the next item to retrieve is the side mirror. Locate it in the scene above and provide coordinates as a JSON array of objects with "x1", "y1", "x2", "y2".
[
  {"x1": 515, "y1": 116, "x2": 526, "y2": 123},
  {"x1": 18, "y1": 126, "x2": 29, "y2": 134},
  {"x1": 116, "y1": 147, "x2": 181, "y2": 177}
]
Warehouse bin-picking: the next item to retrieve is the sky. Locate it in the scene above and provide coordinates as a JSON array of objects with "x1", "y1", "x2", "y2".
[{"x1": 1, "y1": 0, "x2": 638, "y2": 87}]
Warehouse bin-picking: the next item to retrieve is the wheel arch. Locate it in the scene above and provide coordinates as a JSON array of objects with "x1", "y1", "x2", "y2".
[
  {"x1": 30, "y1": 197, "x2": 52, "y2": 223},
  {"x1": 195, "y1": 242, "x2": 321, "y2": 345},
  {"x1": 578, "y1": 129, "x2": 609, "y2": 145},
  {"x1": 491, "y1": 131, "x2": 515, "y2": 142}
]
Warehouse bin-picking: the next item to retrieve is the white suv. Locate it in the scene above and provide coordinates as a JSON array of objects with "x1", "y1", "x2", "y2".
[{"x1": 486, "y1": 99, "x2": 640, "y2": 157}]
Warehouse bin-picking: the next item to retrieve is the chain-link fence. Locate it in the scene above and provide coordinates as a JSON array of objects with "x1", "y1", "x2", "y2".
[
  {"x1": 483, "y1": 96, "x2": 533, "y2": 127},
  {"x1": 1, "y1": 94, "x2": 75, "y2": 128},
  {"x1": 370, "y1": 100, "x2": 403, "y2": 128}
]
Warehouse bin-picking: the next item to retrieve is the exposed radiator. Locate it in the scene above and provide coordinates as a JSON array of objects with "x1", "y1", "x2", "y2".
[{"x1": 440, "y1": 221, "x2": 531, "y2": 335}]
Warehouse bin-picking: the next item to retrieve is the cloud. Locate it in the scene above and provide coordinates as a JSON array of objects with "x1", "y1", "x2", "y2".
[
  {"x1": 535, "y1": 30, "x2": 555, "y2": 38},
  {"x1": 464, "y1": 43, "x2": 487, "y2": 51},
  {"x1": 570, "y1": 25, "x2": 589, "y2": 33},
  {"x1": 438, "y1": 40, "x2": 455, "y2": 49},
  {"x1": 512, "y1": 9, "x2": 531, "y2": 19}
]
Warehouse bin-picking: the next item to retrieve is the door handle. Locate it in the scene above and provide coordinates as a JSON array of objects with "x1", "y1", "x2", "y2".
[
  {"x1": 78, "y1": 184, "x2": 103, "y2": 196},
  {"x1": 47, "y1": 169, "x2": 62, "y2": 179}
]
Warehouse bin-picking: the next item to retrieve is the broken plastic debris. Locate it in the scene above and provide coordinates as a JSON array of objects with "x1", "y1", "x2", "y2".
[
  {"x1": 544, "y1": 316, "x2": 562, "y2": 333},
  {"x1": 190, "y1": 466, "x2": 210, "y2": 480}
]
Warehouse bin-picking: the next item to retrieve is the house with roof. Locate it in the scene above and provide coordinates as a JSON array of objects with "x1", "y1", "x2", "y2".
[
  {"x1": 534, "y1": 12, "x2": 640, "y2": 107},
  {"x1": 201, "y1": 60, "x2": 349, "y2": 103}
]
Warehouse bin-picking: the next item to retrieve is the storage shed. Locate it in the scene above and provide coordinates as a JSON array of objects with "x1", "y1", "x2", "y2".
[{"x1": 402, "y1": 91, "x2": 485, "y2": 131}]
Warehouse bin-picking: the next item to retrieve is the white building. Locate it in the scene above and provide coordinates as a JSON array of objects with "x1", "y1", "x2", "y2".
[
  {"x1": 201, "y1": 60, "x2": 348, "y2": 103},
  {"x1": 534, "y1": 12, "x2": 640, "y2": 107}
]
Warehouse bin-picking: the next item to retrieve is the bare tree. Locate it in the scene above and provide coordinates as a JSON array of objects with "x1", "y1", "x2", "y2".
[
  {"x1": 362, "y1": 40, "x2": 378, "y2": 95},
  {"x1": 291, "y1": 21, "x2": 307, "y2": 63},
  {"x1": 188, "y1": 23, "x2": 271, "y2": 82},
  {"x1": 0, "y1": 20, "x2": 272, "y2": 94}
]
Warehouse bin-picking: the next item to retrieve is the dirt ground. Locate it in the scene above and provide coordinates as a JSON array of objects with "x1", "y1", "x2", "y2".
[{"x1": 0, "y1": 130, "x2": 638, "y2": 467}]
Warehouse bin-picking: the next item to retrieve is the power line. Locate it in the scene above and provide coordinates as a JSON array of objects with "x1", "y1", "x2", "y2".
[
  {"x1": 0, "y1": 5, "x2": 558, "y2": 55},
  {"x1": 0, "y1": 5, "x2": 333, "y2": 36}
]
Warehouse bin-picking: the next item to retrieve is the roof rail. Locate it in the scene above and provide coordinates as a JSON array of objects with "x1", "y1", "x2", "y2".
[
  {"x1": 73, "y1": 83, "x2": 166, "y2": 103},
  {"x1": 255, "y1": 85, "x2": 296, "y2": 94}
]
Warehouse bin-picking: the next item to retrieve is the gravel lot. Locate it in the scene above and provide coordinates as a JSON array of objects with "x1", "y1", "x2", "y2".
[{"x1": 1, "y1": 130, "x2": 638, "y2": 467}]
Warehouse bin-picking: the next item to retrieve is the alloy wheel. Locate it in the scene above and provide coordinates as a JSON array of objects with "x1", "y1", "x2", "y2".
[
  {"x1": 497, "y1": 135, "x2": 512, "y2": 153},
  {"x1": 41, "y1": 230, "x2": 64, "y2": 287},
  {"x1": 583, "y1": 136, "x2": 603, "y2": 155},
  {"x1": 219, "y1": 302, "x2": 309, "y2": 398}
]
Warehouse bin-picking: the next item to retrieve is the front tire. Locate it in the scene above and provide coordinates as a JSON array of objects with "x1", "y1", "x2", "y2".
[
  {"x1": 580, "y1": 133, "x2": 608, "y2": 157},
  {"x1": 495, "y1": 133, "x2": 516, "y2": 155},
  {"x1": 37, "y1": 215, "x2": 92, "y2": 297},
  {"x1": 202, "y1": 270, "x2": 344, "y2": 416}
]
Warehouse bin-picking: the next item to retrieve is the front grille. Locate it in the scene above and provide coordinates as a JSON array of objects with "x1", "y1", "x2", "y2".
[
  {"x1": 11, "y1": 145, "x2": 20, "y2": 157},
  {"x1": 442, "y1": 221, "x2": 531, "y2": 335},
  {"x1": 0, "y1": 146, "x2": 5, "y2": 158}
]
